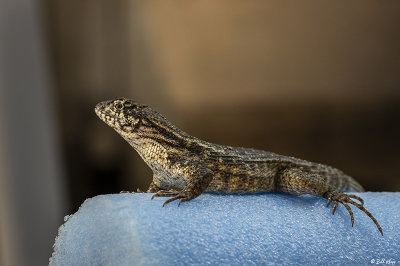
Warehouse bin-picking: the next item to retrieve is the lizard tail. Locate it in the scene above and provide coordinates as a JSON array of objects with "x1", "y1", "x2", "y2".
[
  {"x1": 329, "y1": 172, "x2": 365, "y2": 192},
  {"x1": 343, "y1": 176, "x2": 365, "y2": 192}
]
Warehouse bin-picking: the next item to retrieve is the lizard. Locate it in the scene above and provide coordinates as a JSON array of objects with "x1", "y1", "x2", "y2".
[{"x1": 95, "y1": 97, "x2": 383, "y2": 235}]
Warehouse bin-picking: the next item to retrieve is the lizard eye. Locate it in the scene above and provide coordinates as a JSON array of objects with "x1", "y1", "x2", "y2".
[{"x1": 115, "y1": 103, "x2": 123, "y2": 110}]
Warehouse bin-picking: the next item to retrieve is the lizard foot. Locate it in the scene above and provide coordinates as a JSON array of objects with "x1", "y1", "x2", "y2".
[
  {"x1": 147, "y1": 182, "x2": 162, "y2": 193},
  {"x1": 151, "y1": 189, "x2": 194, "y2": 207},
  {"x1": 324, "y1": 190, "x2": 382, "y2": 235},
  {"x1": 151, "y1": 189, "x2": 180, "y2": 198},
  {"x1": 119, "y1": 188, "x2": 143, "y2": 194},
  {"x1": 119, "y1": 189, "x2": 143, "y2": 193}
]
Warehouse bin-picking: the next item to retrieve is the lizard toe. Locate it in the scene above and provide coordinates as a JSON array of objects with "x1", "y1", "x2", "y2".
[
  {"x1": 162, "y1": 191, "x2": 194, "y2": 207},
  {"x1": 323, "y1": 190, "x2": 382, "y2": 235},
  {"x1": 151, "y1": 189, "x2": 180, "y2": 200}
]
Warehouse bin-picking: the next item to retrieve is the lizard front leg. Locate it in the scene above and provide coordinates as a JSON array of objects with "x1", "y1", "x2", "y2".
[
  {"x1": 119, "y1": 180, "x2": 161, "y2": 194},
  {"x1": 276, "y1": 168, "x2": 383, "y2": 235},
  {"x1": 147, "y1": 180, "x2": 162, "y2": 193},
  {"x1": 151, "y1": 164, "x2": 214, "y2": 207}
]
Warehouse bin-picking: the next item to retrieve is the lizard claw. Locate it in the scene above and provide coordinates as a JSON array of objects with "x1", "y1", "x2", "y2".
[
  {"x1": 326, "y1": 198, "x2": 332, "y2": 207},
  {"x1": 151, "y1": 189, "x2": 193, "y2": 207},
  {"x1": 162, "y1": 191, "x2": 193, "y2": 207},
  {"x1": 151, "y1": 189, "x2": 180, "y2": 200},
  {"x1": 324, "y1": 190, "x2": 382, "y2": 235},
  {"x1": 346, "y1": 194, "x2": 364, "y2": 206},
  {"x1": 332, "y1": 201, "x2": 339, "y2": 215}
]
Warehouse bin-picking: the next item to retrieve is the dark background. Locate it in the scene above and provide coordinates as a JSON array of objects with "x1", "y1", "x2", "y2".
[
  {"x1": 46, "y1": 1, "x2": 400, "y2": 210},
  {"x1": 1, "y1": 1, "x2": 399, "y2": 265}
]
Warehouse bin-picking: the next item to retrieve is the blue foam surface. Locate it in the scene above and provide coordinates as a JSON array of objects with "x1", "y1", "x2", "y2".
[{"x1": 50, "y1": 193, "x2": 400, "y2": 265}]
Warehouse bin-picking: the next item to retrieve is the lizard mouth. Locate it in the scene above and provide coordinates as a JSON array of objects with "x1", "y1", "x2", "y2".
[
  {"x1": 95, "y1": 102, "x2": 107, "y2": 120},
  {"x1": 95, "y1": 101, "x2": 118, "y2": 128}
]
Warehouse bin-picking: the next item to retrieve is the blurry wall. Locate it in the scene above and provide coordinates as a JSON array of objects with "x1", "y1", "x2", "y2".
[
  {"x1": 44, "y1": 1, "x2": 400, "y2": 211},
  {"x1": 0, "y1": 0, "x2": 66, "y2": 265}
]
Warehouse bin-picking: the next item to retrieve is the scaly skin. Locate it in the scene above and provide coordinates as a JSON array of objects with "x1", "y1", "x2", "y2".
[{"x1": 95, "y1": 98, "x2": 383, "y2": 235}]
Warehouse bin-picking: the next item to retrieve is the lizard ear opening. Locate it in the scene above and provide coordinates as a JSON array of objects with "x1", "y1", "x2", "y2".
[
  {"x1": 127, "y1": 115, "x2": 142, "y2": 132},
  {"x1": 120, "y1": 117, "x2": 142, "y2": 133},
  {"x1": 132, "y1": 117, "x2": 142, "y2": 132}
]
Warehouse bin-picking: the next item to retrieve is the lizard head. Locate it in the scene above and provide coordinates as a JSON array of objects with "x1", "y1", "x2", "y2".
[
  {"x1": 96, "y1": 98, "x2": 188, "y2": 148},
  {"x1": 95, "y1": 98, "x2": 147, "y2": 139}
]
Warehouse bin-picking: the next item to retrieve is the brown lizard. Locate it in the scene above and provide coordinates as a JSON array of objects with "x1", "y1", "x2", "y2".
[{"x1": 95, "y1": 98, "x2": 383, "y2": 235}]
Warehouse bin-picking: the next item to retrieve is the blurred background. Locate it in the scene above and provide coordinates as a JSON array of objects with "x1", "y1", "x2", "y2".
[{"x1": 1, "y1": 1, "x2": 399, "y2": 265}]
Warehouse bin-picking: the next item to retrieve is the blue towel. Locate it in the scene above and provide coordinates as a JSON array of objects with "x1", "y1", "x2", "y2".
[{"x1": 50, "y1": 192, "x2": 400, "y2": 265}]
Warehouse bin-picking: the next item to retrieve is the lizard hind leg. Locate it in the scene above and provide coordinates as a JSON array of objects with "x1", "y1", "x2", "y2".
[
  {"x1": 324, "y1": 189, "x2": 383, "y2": 235},
  {"x1": 277, "y1": 168, "x2": 382, "y2": 235}
]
